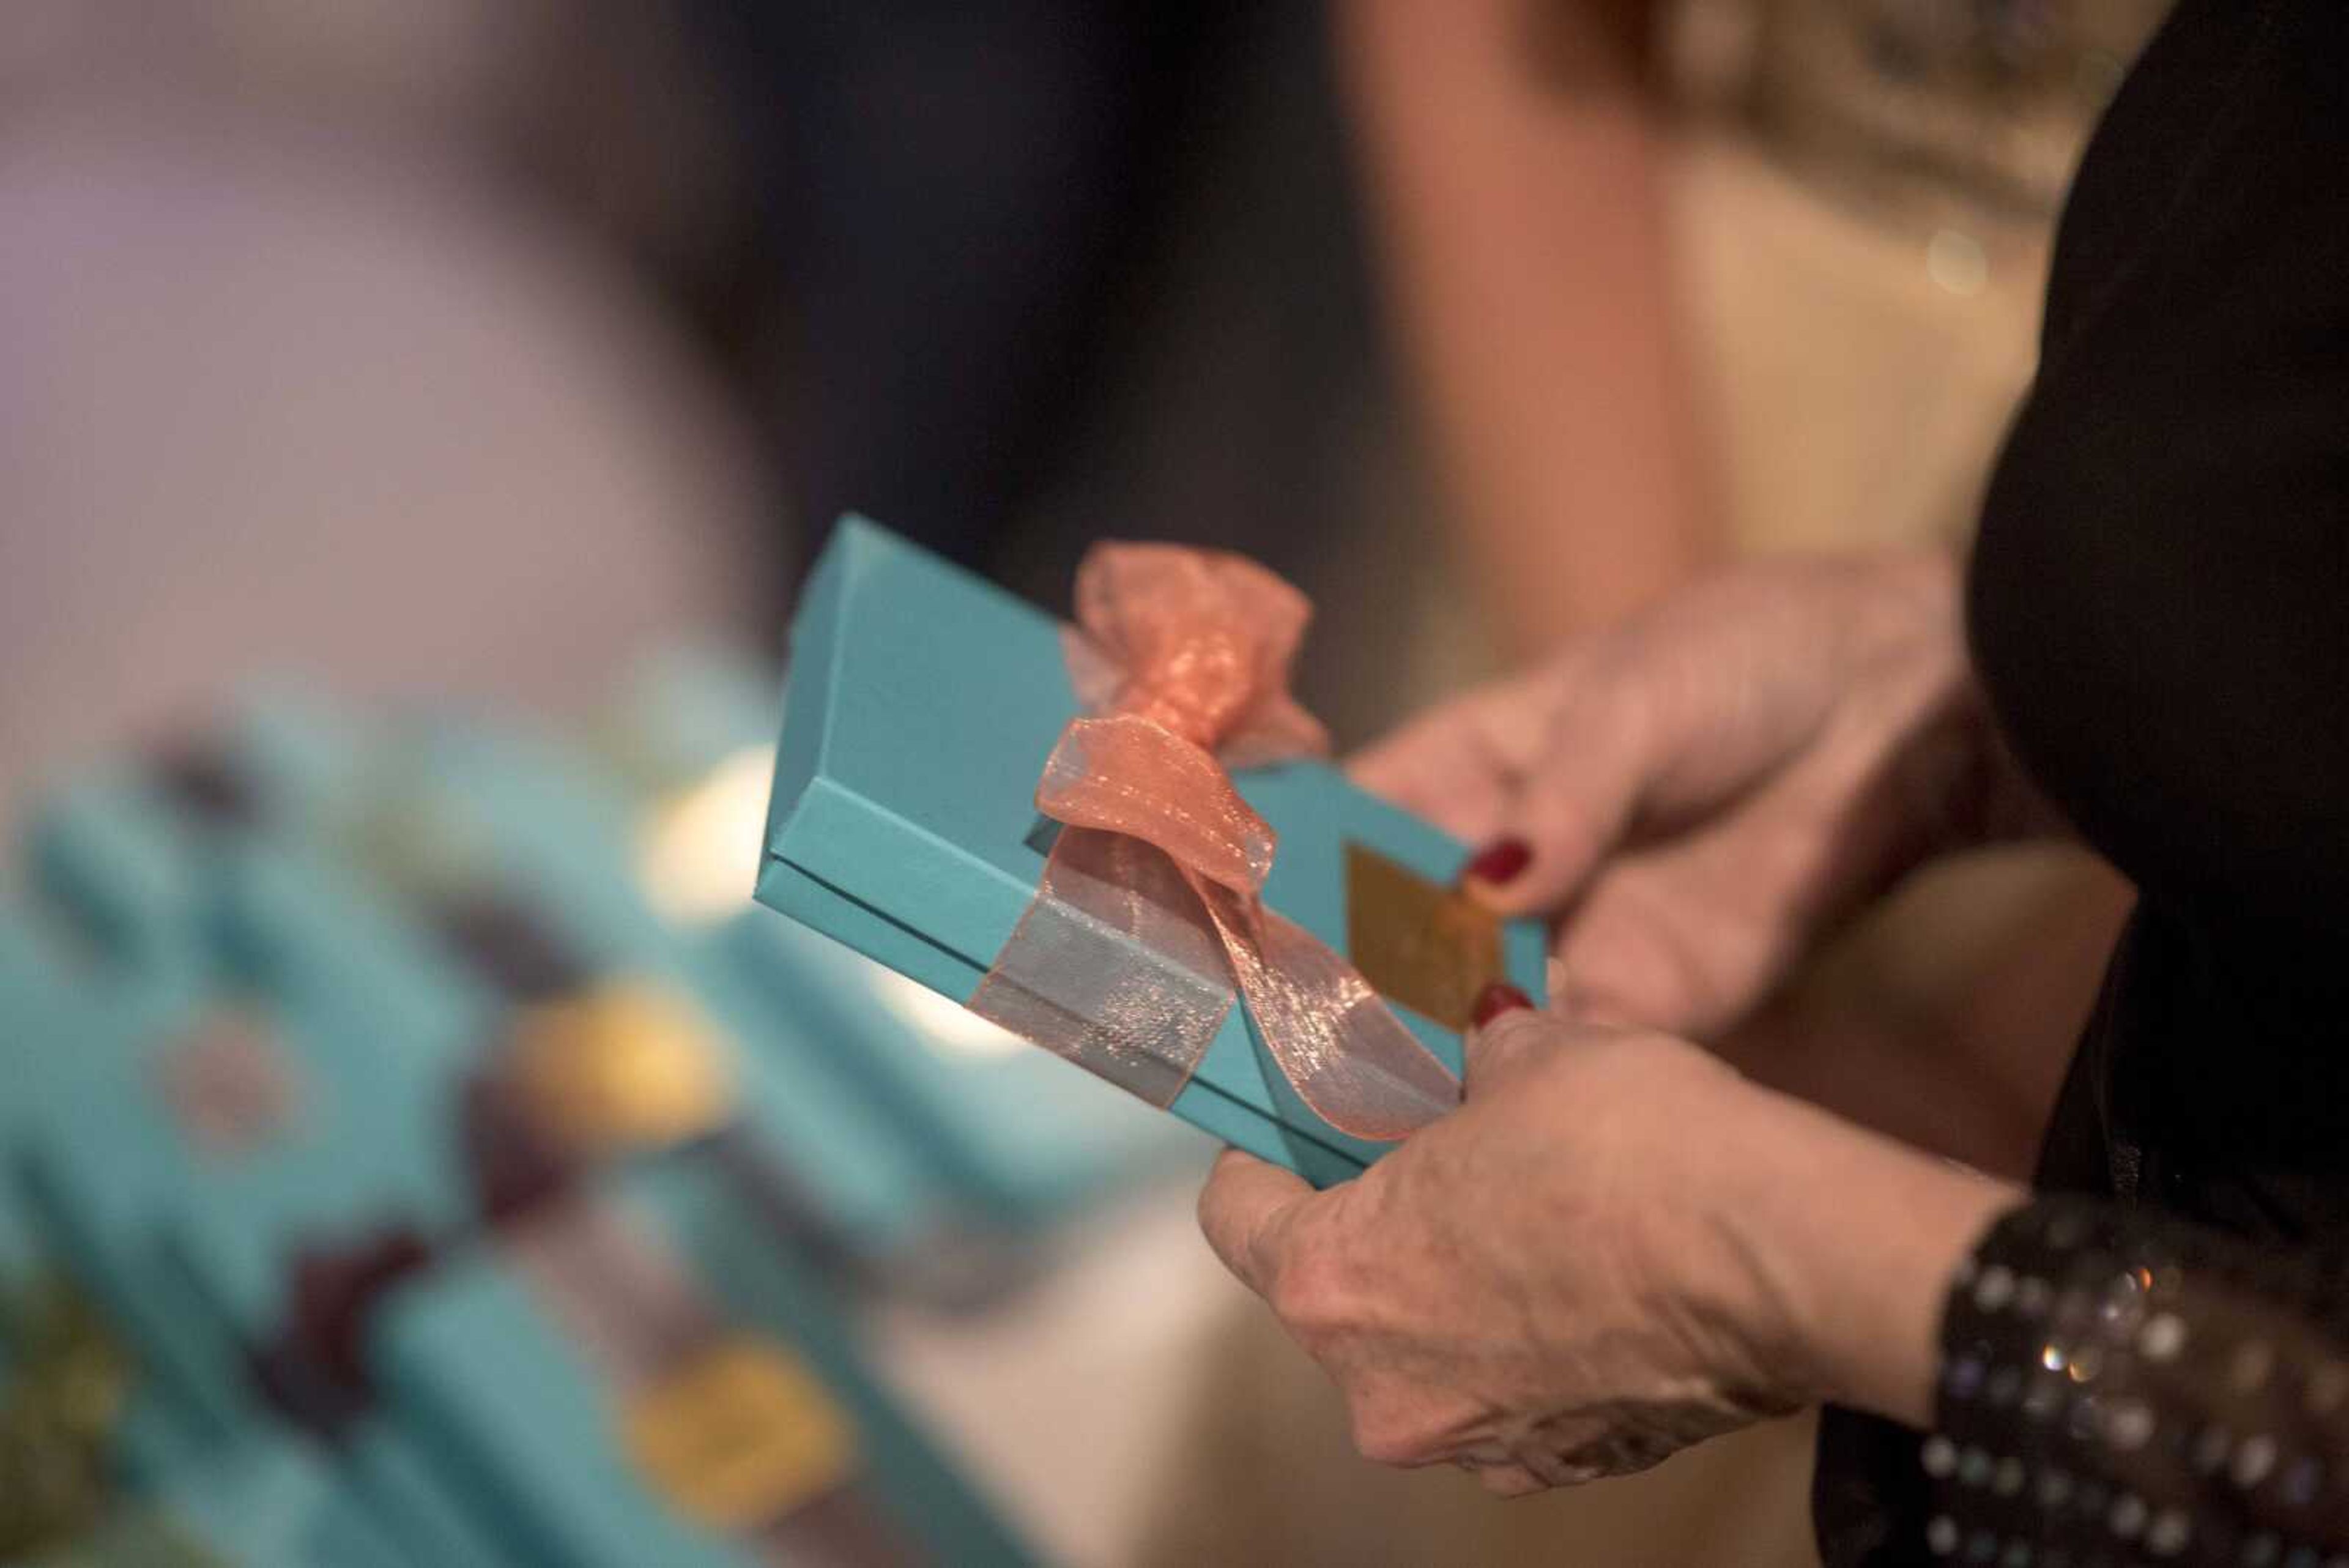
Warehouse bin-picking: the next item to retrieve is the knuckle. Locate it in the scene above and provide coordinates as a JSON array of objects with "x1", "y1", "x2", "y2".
[
  {"x1": 1474, "y1": 1006, "x2": 1558, "y2": 1056},
  {"x1": 1348, "y1": 1396, "x2": 1439, "y2": 1468},
  {"x1": 1519, "y1": 778, "x2": 1602, "y2": 860},
  {"x1": 1480, "y1": 1465, "x2": 1546, "y2": 1499},
  {"x1": 1266, "y1": 1239, "x2": 1351, "y2": 1340},
  {"x1": 1465, "y1": 1007, "x2": 1586, "y2": 1091}
]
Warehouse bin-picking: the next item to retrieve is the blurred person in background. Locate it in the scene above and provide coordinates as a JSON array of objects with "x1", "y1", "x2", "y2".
[
  {"x1": 1340, "y1": 0, "x2": 2169, "y2": 656},
  {"x1": 1337, "y1": 0, "x2": 2163, "y2": 1208},
  {"x1": 1339, "y1": 0, "x2": 1720, "y2": 659},
  {"x1": 1204, "y1": 3, "x2": 2349, "y2": 1566},
  {"x1": 688, "y1": 2, "x2": 1237, "y2": 578}
]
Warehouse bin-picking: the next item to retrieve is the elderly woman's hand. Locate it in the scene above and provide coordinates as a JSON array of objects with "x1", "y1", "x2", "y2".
[
  {"x1": 1352, "y1": 551, "x2": 2055, "y2": 1038},
  {"x1": 1198, "y1": 995, "x2": 2019, "y2": 1495}
]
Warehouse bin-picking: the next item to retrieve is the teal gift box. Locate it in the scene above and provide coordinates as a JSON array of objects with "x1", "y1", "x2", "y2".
[
  {"x1": 27, "y1": 1435, "x2": 407, "y2": 1568},
  {"x1": 371, "y1": 1146, "x2": 1034, "y2": 1568},
  {"x1": 757, "y1": 518, "x2": 1546, "y2": 1187}
]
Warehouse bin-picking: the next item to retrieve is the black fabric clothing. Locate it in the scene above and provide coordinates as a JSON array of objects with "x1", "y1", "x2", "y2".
[{"x1": 1814, "y1": 0, "x2": 2349, "y2": 1561}]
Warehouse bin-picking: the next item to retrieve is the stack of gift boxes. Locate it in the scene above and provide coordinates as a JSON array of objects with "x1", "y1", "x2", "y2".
[{"x1": 0, "y1": 633, "x2": 1195, "y2": 1565}]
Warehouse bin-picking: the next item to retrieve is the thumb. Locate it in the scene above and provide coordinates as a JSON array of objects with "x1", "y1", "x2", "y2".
[
  {"x1": 1461, "y1": 983, "x2": 1554, "y2": 1097},
  {"x1": 1197, "y1": 1148, "x2": 1315, "y2": 1299}
]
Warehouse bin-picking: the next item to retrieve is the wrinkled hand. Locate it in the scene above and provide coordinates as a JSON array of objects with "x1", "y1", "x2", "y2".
[
  {"x1": 1353, "y1": 551, "x2": 2048, "y2": 1037},
  {"x1": 1197, "y1": 1001, "x2": 1823, "y2": 1496}
]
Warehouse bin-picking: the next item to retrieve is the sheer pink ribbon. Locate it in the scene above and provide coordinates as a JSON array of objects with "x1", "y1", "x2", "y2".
[{"x1": 968, "y1": 543, "x2": 1460, "y2": 1143}]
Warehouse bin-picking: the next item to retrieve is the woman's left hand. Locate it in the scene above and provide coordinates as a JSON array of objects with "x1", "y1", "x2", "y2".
[{"x1": 1197, "y1": 994, "x2": 2018, "y2": 1494}]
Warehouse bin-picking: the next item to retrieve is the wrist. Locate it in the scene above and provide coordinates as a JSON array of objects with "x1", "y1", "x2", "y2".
[{"x1": 1727, "y1": 1086, "x2": 2023, "y2": 1425}]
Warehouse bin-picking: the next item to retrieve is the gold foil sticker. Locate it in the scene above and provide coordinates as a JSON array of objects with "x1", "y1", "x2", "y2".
[
  {"x1": 623, "y1": 1337, "x2": 858, "y2": 1529},
  {"x1": 510, "y1": 981, "x2": 733, "y2": 1154},
  {"x1": 1344, "y1": 842, "x2": 1505, "y2": 1033}
]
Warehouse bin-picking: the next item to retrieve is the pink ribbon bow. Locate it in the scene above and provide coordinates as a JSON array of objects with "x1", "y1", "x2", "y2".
[{"x1": 969, "y1": 543, "x2": 1461, "y2": 1143}]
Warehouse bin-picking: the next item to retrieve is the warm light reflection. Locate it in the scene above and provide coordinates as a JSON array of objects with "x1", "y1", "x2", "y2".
[
  {"x1": 870, "y1": 967, "x2": 1028, "y2": 1061},
  {"x1": 639, "y1": 743, "x2": 1029, "y2": 1062},
  {"x1": 638, "y1": 745, "x2": 777, "y2": 924}
]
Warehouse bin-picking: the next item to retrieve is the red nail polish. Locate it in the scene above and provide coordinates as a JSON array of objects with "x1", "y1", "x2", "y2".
[
  {"x1": 1463, "y1": 836, "x2": 1532, "y2": 887},
  {"x1": 1471, "y1": 981, "x2": 1532, "y2": 1028}
]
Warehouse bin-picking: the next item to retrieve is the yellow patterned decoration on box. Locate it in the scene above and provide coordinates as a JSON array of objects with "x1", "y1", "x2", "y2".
[
  {"x1": 509, "y1": 981, "x2": 733, "y2": 1154},
  {"x1": 623, "y1": 1337, "x2": 858, "y2": 1529}
]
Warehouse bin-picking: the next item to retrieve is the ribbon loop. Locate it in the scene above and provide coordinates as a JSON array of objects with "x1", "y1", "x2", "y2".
[
  {"x1": 1067, "y1": 544, "x2": 1330, "y2": 765},
  {"x1": 971, "y1": 543, "x2": 1463, "y2": 1145},
  {"x1": 1036, "y1": 716, "x2": 1274, "y2": 896}
]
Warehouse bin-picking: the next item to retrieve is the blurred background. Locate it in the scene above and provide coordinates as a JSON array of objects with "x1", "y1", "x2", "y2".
[{"x1": 0, "y1": 2, "x2": 2165, "y2": 1563}]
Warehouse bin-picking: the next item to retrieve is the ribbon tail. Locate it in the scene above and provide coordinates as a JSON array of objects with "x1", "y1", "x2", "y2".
[{"x1": 1191, "y1": 880, "x2": 1461, "y2": 1143}]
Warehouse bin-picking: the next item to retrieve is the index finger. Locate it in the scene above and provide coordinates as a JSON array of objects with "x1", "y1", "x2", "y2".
[
  {"x1": 1347, "y1": 671, "x2": 1556, "y2": 842},
  {"x1": 1197, "y1": 1146, "x2": 1315, "y2": 1299}
]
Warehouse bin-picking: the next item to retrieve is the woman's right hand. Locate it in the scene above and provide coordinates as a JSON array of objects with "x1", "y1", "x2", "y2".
[{"x1": 1354, "y1": 550, "x2": 2054, "y2": 1038}]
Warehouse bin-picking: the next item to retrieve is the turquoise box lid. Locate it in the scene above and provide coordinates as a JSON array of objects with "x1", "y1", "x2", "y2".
[{"x1": 757, "y1": 518, "x2": 1545, "y2": 1186}]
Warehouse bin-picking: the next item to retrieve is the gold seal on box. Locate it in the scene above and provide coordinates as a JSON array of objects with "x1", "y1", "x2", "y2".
[
  {"x1": 508, "y1": 981, "x2": 733, "y2": 1154},
  {"x1": 623, "y1": 1337, "x2": 858, "y2": 1528},
  {"x1": 1344, "y1": 842, "x2": 1505, "y2": 1033}
]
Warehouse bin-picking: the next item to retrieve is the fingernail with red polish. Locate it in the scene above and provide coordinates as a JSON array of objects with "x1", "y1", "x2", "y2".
[
  {"x1": 1471, "y1": 981, "x2": 1533, "y2": 1029},
  {"x1": 1462, "y1": 836, "x2": 1531, "y2": 888}
]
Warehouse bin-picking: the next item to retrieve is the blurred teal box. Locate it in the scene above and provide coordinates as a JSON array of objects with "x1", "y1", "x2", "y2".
[
  {"x1": 28, "y1": 1435, "x2": 407, "y2": 1568},
  {"x1": 13, "y1": 837, "x2": 491, "y2": 1447},
  {"x1": 340, "y1": 1418, "x2": 513, "y2": 1568},
  {"x1": 154, "y1": 841, "x2": 492, "y2": 1346},
  {"x1": 9, "y1": 786, "x2": 502, "y2": 1508},
  {"x1": 0, "y1": 904, "x2": 238, "y2": 1476},
  {"x1": 759, "y1": 519, "x2": 1545, "y2": 1186},
  {"x1": 0, "y1": 900, "x2": 87, "y2": 1287},
  {"x1": 21, "y1": 768, "x2": 209, "y2": 980},
  {"x1": 372, "y1": 1146, "x2": 1035, "y2": 1568},
  {"x1": 406, "y1": 720, "x2": 950, "y2": 1258},
  {"x1": 719, "y1": 915, "x2": 1204, "y2": 1225},
  {"x1": 146, "y1": 691, "x2": 954, "y2": 1269},
  {"x1": 9, "y1": 968, "x2": 256, "y2": 1446}
]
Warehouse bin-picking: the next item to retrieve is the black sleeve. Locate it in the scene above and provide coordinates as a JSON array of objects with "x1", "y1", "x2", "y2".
[{"x1": 1926, "y1": 1197, "x2": 2349, "y2": 1565}]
